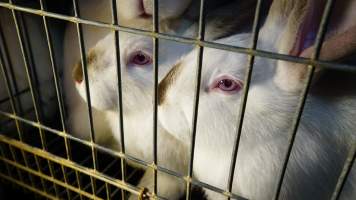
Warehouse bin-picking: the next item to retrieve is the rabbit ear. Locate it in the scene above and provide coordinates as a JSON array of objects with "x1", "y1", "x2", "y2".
[
  {"x1": 271, "y1": 0, "x2": 326, "y2": 92},
  {"x1": 274, "y1": 0, "x2": 356, "y2": 92}
]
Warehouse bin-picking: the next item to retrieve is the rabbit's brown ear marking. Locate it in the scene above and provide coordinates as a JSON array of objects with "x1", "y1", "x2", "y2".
[
  {"x1": 72, "y1": 61, "x2": 83, "y2": 83},
  {"x1": 87, "y1": 50, "x2": 98, "y2": 68},
  {"x1": 72, "y1": 49, "x2": 99, "y2": 83},
  {"x1": 158, "y1": 61, "x2": 183, "y2": 105}
]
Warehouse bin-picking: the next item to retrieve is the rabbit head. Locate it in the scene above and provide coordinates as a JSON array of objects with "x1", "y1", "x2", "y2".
[
  {"x1": 73, "y1": 33, "x2": 151, "y2": 113},
  {"x1": 158, "y1": 33, "x2": 299, "y2": 199},
  {"x1": 73, "y1": 31, "x2": 192, "y2": 119}
]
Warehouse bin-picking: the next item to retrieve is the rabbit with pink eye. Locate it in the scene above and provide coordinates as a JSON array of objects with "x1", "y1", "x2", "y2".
[
  {"x1": 63, "y1": 0, "x2": 196, "y2": 148},
  {"x1": 158, "y1": 0, "x2": 356, "y2": 199},
  {"x1": 63, "y1": 0, "x2": 261, "y2": 149},
  {"x1": 72, "y1": 32, "x2": 191, "y2": 199}
]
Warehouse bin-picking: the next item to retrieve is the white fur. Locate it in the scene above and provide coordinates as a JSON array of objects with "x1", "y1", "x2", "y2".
[
  {"x1": 74, "y1": 32, "x2": 191, "y2": 199},
  {"x1": 70, "y1": 1, "x2": 261, "y2": 197},
  {"x1": 63, "y1": 0, "x2": 193, "y2": 146},
  {"x1": 158, "y1": 1, "x2": 356, "y2": 198},
  {"x1": 158, "y1": 32, "x2": 356, "y2": 200}
]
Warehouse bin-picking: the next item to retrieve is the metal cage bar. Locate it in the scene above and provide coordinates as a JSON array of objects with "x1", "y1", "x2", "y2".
[
  {"x1": 0, "y1": 93, "x2": 248, "y2": 199},
  {"x1": 38, "y1": 0, "x2": 77, "y2": 197},
  {"x1": 186, "y1": 0, "x2": 207, "y2": 199},
  {"x1": 70, "y1": 4, "x2": 99, "y2": 199},
  {"x1": 152, "y1": 0, "x2": 159, "y2": 197},
  {"x1": 0, "y1": 134, "x2": 144, "y2": 197},
  {"x1": 8, "y1": 0, "x2": 64, "y2": 196},
  {"x1": 8, "y1": 0, "x2": 46, "y2": 150},
  {"x1": 38, "y1": 0, "x2": 71, "y2": 156},
  {"x1": 0, "y1": 2, "x2": 354, "y2": 72},
  {"x1": 0, "y1": 22, "x2": 25, "y2": 119},
  {"x1": 0, "y1": 36, "x2": 23, "y2": 141},
  {"x1": 330, "y1": 145, "x2": 356, "y2": 200},
  {"x1": 110, "y1": 1, "x2": 127, "y2": 199},
  {"x1": 272, "y1": 0, "x2": 336, "y2": 199},
  {"x1": 1, "y1": 6, "x2": 50, "y2": 195},
  {"x1": 0, "y1": 0, "x2": 355, "y2": 200},
  {"x1": 226, "y1": 0, "x2": 263, "y2": 198}
]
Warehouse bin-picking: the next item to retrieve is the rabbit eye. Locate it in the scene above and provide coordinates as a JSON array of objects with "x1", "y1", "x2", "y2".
[
  {"x1": 129, "y1": 51, "x2": 152, "y2": 66},
  {"x1": 211, "y1": 76, "x2": 243, "y2": 94}
]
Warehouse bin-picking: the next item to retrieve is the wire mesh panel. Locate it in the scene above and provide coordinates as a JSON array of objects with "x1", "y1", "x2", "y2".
[{"x1": 0, "y1": 0, "x2": 355, "y2": 200}]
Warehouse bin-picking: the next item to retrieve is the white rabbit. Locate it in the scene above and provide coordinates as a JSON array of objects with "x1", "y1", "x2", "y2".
[
  {"x1": 72, "y1": 32, "x2": 191, "y2": 199},
  {"x1": 63, "y1": 0, "x2": 196, "y2": 147},
  {"x1": 157, "y1": 0, "x2": 356, "y2": 199},
  {"x1": 0, "y1": 6, "x2": 60, "y2": 130},
  {"x1": 70, "y1": 1, "x2": 262, "y2": 196},
  {"x1": 64, "y1": 0, "x2": 262, "y2": 157}
]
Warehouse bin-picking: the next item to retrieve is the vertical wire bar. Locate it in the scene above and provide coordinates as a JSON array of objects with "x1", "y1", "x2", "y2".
[
  {"x1": 0, "y1": 143, "x2": 13, "y2": 182},
  {"x1": 16, "y1": 12, "x2": 45, "y2": 120},
  {"x1": 105, "y1": 182, "x2": 111, "y2": 200},
  {"x1": 0, "y1": 23, "x2": 24, "y2": 118},
  {"x1": 272, "y1": 1, "x2": 335, "y2": 199},
  {"x1": 38, "y1": 2, "x2": 75, "y2": 195},
  {"x1": 186, "y1": 0, "x2": 206, "y2": 199},
  {"x1": 8, "y1": 146, "x2": 27, "y2": 188},
  {"x1": 38, "y1": 0, "x2": 72, "y2": 161},
  {"x1": 71, "y1": 0, "x2": 99, "y2": 173},
  {"x1": 75, "y1": 170, "x2": 84, "y2": 200},
  {"x1": 71, "y1": 1, "x2": 99, "y2": 197},
  {"x1": 90, "y1": 176, "x2": 97, "y2": 198},
  {"x1": 330, "y1": 145, "x2": 356, "y2": 200},
  {"x1": 0, "y1": 40, "x2": 23, "y2": 140},
  {"x1": 8, "y1": 0, "x2": 46, "y2": 149},
  {"x1": 20, "y1": 150, "x2": 37, "y2": 191},
  {"x1": 1, "y1": 6, "x2": 48, "y2": 195},
  {"x1": 61, "y1": 164, "x2": 72, "y2": 200},
  {"x1": 152, "y1": 0, "x2": 159, "y2": 196},
  {"x1": 34, "y1": 154, "x2": 49, "y2": 194},
  {"x1": 8, "y1": 1, "x2": 62, "y2": 197},
  {"x1": 110, "y1": 1, "x2": 127, "y2": 199},
  {"x1": 1, "y1": 145, "x2": 26, "y2": 195},
  {"x1": 226, "y1": 0, "x2": 263, "y2": 198}
]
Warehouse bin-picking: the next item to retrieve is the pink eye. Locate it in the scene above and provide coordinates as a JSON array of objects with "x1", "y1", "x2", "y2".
[
  {"x1": 130, "y1": 51, "x2": 152, "y2": 66},
  {"x1": 211, "y1": 76, "x2": 243, "y2": 94}
]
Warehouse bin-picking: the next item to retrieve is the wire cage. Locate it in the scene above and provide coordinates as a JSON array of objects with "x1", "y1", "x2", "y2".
[{"x1": 0, "y1": 0, "x2": 355, "y2": 200}]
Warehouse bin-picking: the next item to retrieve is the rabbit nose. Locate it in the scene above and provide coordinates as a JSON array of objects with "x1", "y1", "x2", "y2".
[{"x1": 72, "y1": 62, "x2": 83, "y2": 84}]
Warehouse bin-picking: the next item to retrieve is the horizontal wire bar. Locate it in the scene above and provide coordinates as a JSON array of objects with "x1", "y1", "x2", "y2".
[
  {"x1": 0, "y1": 172, "x2": 57, "y2": 200},
  {"x1": 0, "y1": 133, "x2": 146, "y2": 198},
  {"x1": 0, "y1": 156, "x2": 103, "y2": 200},
  {"x1": 1, "y1": 1, "x2": 354, "y2": 200},
  {"x1": 0, "y1": 3, "x2": 355, "y2": 72},
  {"x1": 0, "y1": 110, "x2": 249, "y2": 199}
]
